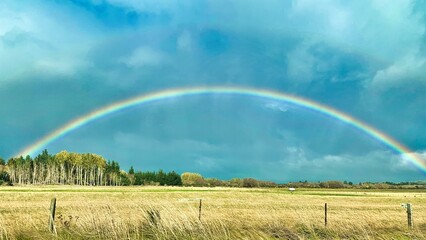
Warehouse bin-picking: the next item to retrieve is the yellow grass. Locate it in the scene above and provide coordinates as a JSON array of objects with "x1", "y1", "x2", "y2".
[{"x1": 0, "y1": 186, "x2": 425, "y2": 239}]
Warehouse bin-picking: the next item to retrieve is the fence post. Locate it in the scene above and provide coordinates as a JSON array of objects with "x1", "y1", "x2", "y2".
[
  {"x1": 48, "y1": 198, "x2": 57, "y2": 234},
  {"x1": 407, "y1": 203, "x2": 413, "y2": 229},
  {"x1": 324, "y1": 203, "x2": 327, "y2": 227},
  {"x1": 199, "y1": 199, "x2": 202, "y2": 221}
]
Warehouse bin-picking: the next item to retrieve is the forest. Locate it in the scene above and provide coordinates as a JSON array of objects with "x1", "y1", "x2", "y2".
[{"x1": 0, "y1": 150, "x2": 181, "y2": 186}]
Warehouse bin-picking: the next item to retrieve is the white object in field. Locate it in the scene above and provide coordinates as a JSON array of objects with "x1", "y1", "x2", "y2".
[
  {"x1": 289, "y1": 188, "x2": 296, "y2": 191},
  {"x1": 401, "y1": 203, "x2": 408, "y2": 208}
]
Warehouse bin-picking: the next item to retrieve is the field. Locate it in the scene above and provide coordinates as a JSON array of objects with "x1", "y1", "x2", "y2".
[{"x1": 0, "y1": 186, "x2": 425, "y2": 239}]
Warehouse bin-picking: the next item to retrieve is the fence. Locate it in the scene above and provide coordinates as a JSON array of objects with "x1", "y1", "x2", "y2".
[{"x1": 46, "y1": 197, "x2": 415, "y2": 234}]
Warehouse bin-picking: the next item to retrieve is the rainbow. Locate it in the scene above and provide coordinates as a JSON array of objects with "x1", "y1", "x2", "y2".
[{"x1": 16, "y1": 86, "x2": 426, "y2": 173}]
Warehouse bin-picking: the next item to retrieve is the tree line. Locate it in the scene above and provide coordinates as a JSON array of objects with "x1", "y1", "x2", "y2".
[
  {"x1": 0, "y1": 150, "x2": 279, "y2": 188},
  {"x1": 0, "y1": 150, "x2": 182, "y2": 186},
  {"x1": 1, "y1": 150, "x2": 425, "y2": 188},
  {"x1": 180, "y1": 172, "x2": 278, "y2": 188}
]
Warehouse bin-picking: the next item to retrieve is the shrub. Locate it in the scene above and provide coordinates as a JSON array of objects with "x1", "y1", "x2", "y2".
[
  {"x1": 181, "y1": 172, "x2": 206, "y2": 186},
  {"x1": 243, "y1": 178, "x2": 259, "y2": 188}
]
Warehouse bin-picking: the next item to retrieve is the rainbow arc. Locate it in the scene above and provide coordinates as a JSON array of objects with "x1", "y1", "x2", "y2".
[{"x1": 17, "y1": 86, "x2": 426, "y2": 173}]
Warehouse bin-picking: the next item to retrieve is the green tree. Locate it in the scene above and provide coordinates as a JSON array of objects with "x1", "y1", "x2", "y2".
[
  {"x1": 157, "y1": 170, "x2": 167, "y2": 185},
  {"x1": 0, "y1": 171, "x2": 9, "y2": 185},
  {"x1": 105, "y1": 160, "x2": 121, "y2": 186},
  {"x1": 120, "y1": 172, "x2": 131, "y2": 186},
  {"x1": 166, "y1": 171, "x2": 182, "y2": 186},
  {"x1": 134, "y1": 171, "x2": 143, "y2": 185},
  {"x1": 0, "y1": 157, "x2": 9, "y2": 185}
]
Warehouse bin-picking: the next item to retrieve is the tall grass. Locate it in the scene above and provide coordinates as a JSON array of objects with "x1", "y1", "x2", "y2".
[{"x1": 0, "y1": 186, "x2": 425, "y2": 239}]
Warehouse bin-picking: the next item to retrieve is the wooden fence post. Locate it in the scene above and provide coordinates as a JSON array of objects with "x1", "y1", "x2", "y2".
[
  {"x1": 48, "y1": 198, "x2": 57, "y2": 234},
  {"x1": 198, "y1": 199, "x2": 202, "y2": 221},
  {"x1": 407, "y1": 203, "x2": 413, "y2": 229},
  {"x1": 324, "y1": 203, "x2": 327, "y2": 227}
]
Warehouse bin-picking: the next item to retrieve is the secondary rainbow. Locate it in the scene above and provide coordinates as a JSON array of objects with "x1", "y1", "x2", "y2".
[{"x1": 16, "y1": 86, "x2": 426, "y2": 173}]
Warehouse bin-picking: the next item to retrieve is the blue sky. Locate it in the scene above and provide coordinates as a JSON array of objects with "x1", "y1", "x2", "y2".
[{"x1": 1, "y1": 0, "x2": 425, "y2": 182}]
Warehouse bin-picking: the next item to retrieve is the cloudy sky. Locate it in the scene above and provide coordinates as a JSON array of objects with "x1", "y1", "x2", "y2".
[{"x1": 1, "y1": 0, "x2": 425, "y2": 182}]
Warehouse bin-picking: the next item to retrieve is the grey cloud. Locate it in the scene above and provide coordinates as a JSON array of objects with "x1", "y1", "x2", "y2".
[
  {"x1": 269, "y1": 150, "x2": 424, "y2": 182},
  {"x1": 286, "y1": 40, "x2": 379, "y2": 84},
  {"x1": 368, "y1": 55, "x2": 426, "y2": 92}
]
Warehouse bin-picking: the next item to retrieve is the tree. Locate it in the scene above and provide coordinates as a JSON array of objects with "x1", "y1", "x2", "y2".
[
  {"x1": 166, "y1": 171, "x2": 182, "y2": 186},
  {"x1": 105, "y1": 160, "x2": 121, "y2": 186},
  {"x1": 229, "y1": 178, "x2": 243, "y2": 187},
  {"x1": 157, "y1": 169, "x2": 167, "y2": 185},
  {"x1": 55, "y1": 150, "x2": 70, "y2": 184},
  {"x1": 181, "y1": 172, "x2": 205, "y2": 186},
  {"x1": 1, "y1": 149, "x2": 186, "y2": 187},
  {"x1": 318, "y1": 181, "x2": 346, "y2": 188},
  {"x1": 128, "y1": 166, "x2": 135, "y2": 185},
  {"x1": 34, "y1": 149, "x2": 52, "y2": 184},
  {"x1": 134, "y1": 171, "x2": 144, "y2": 185},
  {"x1": 120, "y1": 172, "x2": 131, "y2": 186},
  {"x1": 0, "y1": 157, "x2": 9, "y2": 185},
  {"x1": 243, "y1": 178, "x2": 259, "y2": 188},
  {"x1": 205, "y1": 178, "x2": 223, "y2": 187},
  {"x1": 0, "y1": 171, "x2": 9, "y2": 185},
  {"x1": 258, "y1": 180, "x2": 277, "y2": 188}
]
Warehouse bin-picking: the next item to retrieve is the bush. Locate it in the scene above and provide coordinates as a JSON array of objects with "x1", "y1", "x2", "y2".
[
  {"x1": 229, "y1": 178, "x2": 243, "y2": 187},
  {"x1": 205, "y1": 178, "x2": 223, "y2": 187},
  {"x1": 181, "y1": 172, "x2": 206, "y2": 186},
  {"x1": 243, "y1": 178, "x2": 259, "y2": 188},
  {"x1": 318, "y1": 181, "x2": 346, "y2": 188}
]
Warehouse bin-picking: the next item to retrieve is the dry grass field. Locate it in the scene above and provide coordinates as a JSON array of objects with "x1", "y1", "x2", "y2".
[{"x1": 0, "y1": 186, "x2": 425, "y2": 239}]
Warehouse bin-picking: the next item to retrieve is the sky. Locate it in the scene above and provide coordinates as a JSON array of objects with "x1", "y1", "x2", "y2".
[{"x1": 1, "y1": 0, "x2": 425, "y2": 183}]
